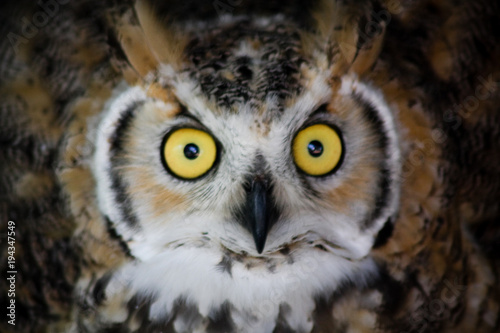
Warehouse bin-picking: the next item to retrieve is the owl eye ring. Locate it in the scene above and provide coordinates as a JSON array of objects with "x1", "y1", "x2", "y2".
[
  {"x1": 292, "y1": 124, "x2": 344, "y2": 176},
  {"x1": 161, "y1": 128, "x2": 218, "y2": 180}
]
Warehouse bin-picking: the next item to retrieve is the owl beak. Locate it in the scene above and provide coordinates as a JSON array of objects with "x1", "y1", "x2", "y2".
[
  {"x1": 240, "y1": 176, "x2": 280, "y2": 254},
  {"x1": 249, "y1": 179, "x2": 269, "y2": 254}
]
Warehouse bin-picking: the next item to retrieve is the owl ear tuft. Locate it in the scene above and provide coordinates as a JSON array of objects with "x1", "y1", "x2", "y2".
[
  {"x1": 313, "y1": 0, "x2": 387, "y2": 78},
  {"x1": 108, "y1": 0, "x2": 188, "y2": 82},
  {"x1": 134, "y1": 0, "x2": 188, "y2": 67}
]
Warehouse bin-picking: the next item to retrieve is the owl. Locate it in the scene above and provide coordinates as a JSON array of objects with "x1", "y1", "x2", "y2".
[{"x1": 1, "y1": 0, "x2": 499, "y2": 332}]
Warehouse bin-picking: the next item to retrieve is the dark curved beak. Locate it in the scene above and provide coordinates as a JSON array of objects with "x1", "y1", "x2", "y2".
[
  {"x1": 235, "y1": 176, "x2": 280, "y2": 254},
  {"x1": 248, "y1": 178, "x2": 270, "y2": 253}
]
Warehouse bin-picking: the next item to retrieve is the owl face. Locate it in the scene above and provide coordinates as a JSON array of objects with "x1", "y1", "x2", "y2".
[{"x1": 90, "y1": 12, "x2": 401, "y2": 331}]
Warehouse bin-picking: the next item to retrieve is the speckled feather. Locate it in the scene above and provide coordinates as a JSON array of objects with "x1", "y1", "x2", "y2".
[{"x1": 0, "y1": 1, "x2": 499, "y2": 332}]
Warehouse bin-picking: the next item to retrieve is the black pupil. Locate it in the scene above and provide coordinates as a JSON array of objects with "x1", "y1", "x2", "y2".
[
  {"x1": 308, "y1": 140, "x2": 323, "y2": 157},
  {"x1": 184, "y1": 143, "x2": 200, "y2": 159}
]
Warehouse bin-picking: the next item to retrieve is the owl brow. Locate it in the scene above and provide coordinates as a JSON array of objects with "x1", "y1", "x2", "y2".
[
  {"x1": 296, "y1": 103, "x2": 331, "y2": 128},
  {"x1": 309, "y1": 103, "x2": 329, "y2": 117},
  {"x1": 176, "y1": 103, "x2": 203, "y2": 124},
  {"x1": 296, "y1": 103, "x2": 329, "y2": 127}
]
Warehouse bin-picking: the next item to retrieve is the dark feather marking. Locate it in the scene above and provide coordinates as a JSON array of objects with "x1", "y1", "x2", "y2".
[
  {"x1": 101, "y1": 323, "x2": 130, "y2": 333},
  {"x1": 372, "y1": 218, "x2": 394, "y2": 249},
  {"x1": 216, "y1": 254, "x2": 233, "y2": 277},
  {"x1": 142, "y1": 319, "x2": 176, "y2": 333},
  {"x1": 105, "y1": 216, "x2": 135, "y2": 259},
  {"x1": 171, "y1": 297, "x2": 204, "y2": 332},
  {"x1": 273, "y1": 303, "x2": 294, "y2": 333},
  {"x1": 126, "y1": 293, "x2": 157, "y2": 327},
  {"x1": 279, "y1": 246, "x2": 294, "y2": 264},
  {"x1": 207, "y1": 301, "x2": 235, "y2": 333},
  {"x1": 279, "y1": 246, "x2": 290, "y2": 255},
  {"x1": 109, "y1": 101, "x2": 143, "y2": 229},
  {"x1": 93, "y1": 273, "x2": 112, "y2": 306},
  {"x1": 144, "y1": 0, "x2": 317, "y2": 28},
  {"x1": 373, "y1": 265, "x2": 406, "y2": 314},
  {"x1": 314, "y1": 244, "x2": 328, "y2": 252},
  {"x1": 369, "y1": 167, "x2": 391, "y2": 225},
  {"x1": 135, "y1": 296, "x2": 190, "y2": 333},
  {"x1": 311, "y1": 296, "x2": 336, "y2": 332},
  {"x1": 266, "y1": 258, "x2": 277, "y2": 273},
  {"x1": 353, "y1": 93, "x2": 393, "y2": 229},
  {"x1": 185, "y1": 20, "x2": 305, "y2": 109}
]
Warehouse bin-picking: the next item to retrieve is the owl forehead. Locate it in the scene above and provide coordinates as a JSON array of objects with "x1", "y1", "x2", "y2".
[{"x1": 179, "y1": 18, "x2": 310, "y2": 110}]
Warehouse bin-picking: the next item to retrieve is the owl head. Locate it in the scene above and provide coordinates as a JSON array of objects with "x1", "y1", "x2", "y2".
[{"x1": 89, "y1": 0, "x2": 401, "y2": 330}]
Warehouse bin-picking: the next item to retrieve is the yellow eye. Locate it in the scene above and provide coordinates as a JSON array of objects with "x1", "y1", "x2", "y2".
[
  {"x1": 292, "y1": 124, "x2": 343, "y2": 176},
  {"x1": 162, "y1": 128, "x2": 217, "y2": 179}
]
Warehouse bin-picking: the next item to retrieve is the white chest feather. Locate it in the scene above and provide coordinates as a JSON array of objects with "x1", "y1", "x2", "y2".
[{"x1": 103, "y1": 244, "x2": 377, "y2": 332}]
